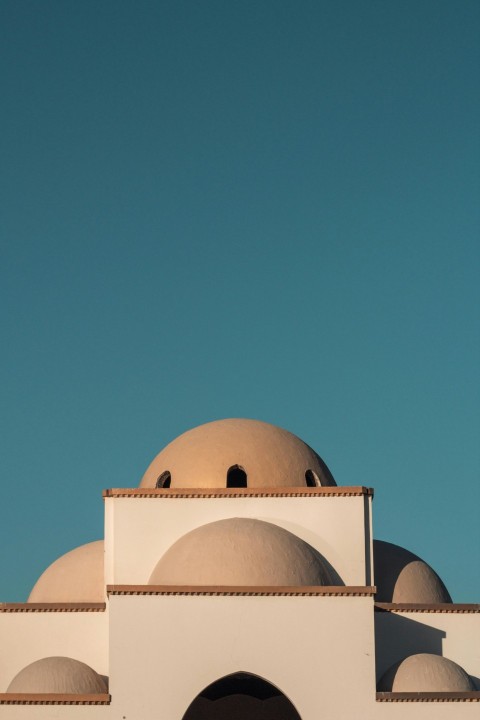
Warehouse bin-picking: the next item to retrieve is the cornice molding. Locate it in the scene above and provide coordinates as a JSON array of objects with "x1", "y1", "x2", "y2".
[
  {"x1": 0, "y1": 693, "x2": 110, "y2": 705},
  {"x1": 103, "y1": 486, "x2": 373, "y2": 499},
  {"x1": 375, "y1": 602, "x2": 480, "y2": 613},
  {"x1": 107, "y1": 584, "x2": 376, "y2": 596},
  {"x1": 376, "y1": 692, "x2": 480, "y2": 702},
  {"x1": 0, "y1": 603, "x2": 106, "y2": 613}
]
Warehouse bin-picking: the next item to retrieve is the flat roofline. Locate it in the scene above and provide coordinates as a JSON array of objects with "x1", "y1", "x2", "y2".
[
  {"x1": 0, "y1": 693, "x2": 110, "y2": 705},
  {"x1": 375, "y1": 602, "x2": 480, "y2": 613},
  {"x1": 107, "y1": 585, "x2": 376, "y2": 596},
  {"x1": 103, "y1": 486, "x2": 373, "y2": 498},
  {"x1": 0, "y1": 603, "x2": 106, "y2": 613},
  {"x1": 376, "y1": 692, "x2": 480, "y2": 702}
]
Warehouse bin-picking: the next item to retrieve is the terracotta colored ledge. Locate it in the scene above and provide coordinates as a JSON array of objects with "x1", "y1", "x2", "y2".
[
  {"x1": 376, "y1": 692, "x2": 480, "y2": 702},
  {"x1": 0, "y1": 603, "x2": 106, "y2": 613},
  {"x1": 0, "y1": 693, "x2": 111, "y2": 705},
  {"x1": 107, "y1": 585, "x2": 376, "y2": 596},
  {"x1": 103, "y1": 486, "x2": 373, "y2": 498},
  {"x1": 375, "y1": 602, "x2": 480, "y2": 613}
]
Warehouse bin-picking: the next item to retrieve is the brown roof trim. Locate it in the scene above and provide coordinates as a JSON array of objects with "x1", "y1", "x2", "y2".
[
  {"x1": 375, "y1": 602, "x2": 480, "y2": 613},
  {"x1": 107, "y1": 584, "x2": 376, "y2": 596},
  {"x1": 0, "y1": 603, "x2": 106, "y2": 613},
  {"x1": 103, "y1": 486, "x2": 373, "y2": 498},
  {"x1": 0, "y1": 693, "x2": 111, "y2": 705},
  {"x1": 376, "y1": 692, "x2": 480, "y2": 702}
]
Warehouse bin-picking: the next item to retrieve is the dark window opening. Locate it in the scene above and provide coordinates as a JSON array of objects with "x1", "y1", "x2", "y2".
[
  {"x1": 227, "y1": 465, "x2": 247, "y2": 488},
  {"x1": 156, "y1": 471, "x2": 171, "y2": 488},
  {"x1": 305, "y1": 469, "x2": 320, "y2": 487}
]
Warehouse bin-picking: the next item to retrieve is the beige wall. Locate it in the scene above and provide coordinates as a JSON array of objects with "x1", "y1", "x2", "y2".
[
  {"x1": 0, "y1": 610, "x2": 108, "y2": 692},
  {"x1": 0, "y1": 706, "x2": 110, "y2": 720},
  {"x1": 375, "y1": 609, "x2": 480, "y2": 686},
  {"x1": 109, "y1": 594, "x2": 376, "y2": 719},
  {"x1": 105, "y1": 494, "x2": 372, "y2": 586},
  {"x1": 108, "y1": 594, "x2": 479, "y2": 720},
  {"x1": 1, "y1": 596, "x2": 478, "y2": 719},
  {"x1": 371, "y1": 703, "x2": 480, "y2": 719}
]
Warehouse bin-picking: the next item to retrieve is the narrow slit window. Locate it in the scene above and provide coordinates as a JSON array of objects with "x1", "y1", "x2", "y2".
[
  {"x1": 156, "y1": 471, "x2": 171, "y2": 488},
  {"x1": 305, "y1": 469, "x2": 320, "y2": 487},
  {"x1": 226, "y1": 465, "x2": 247, "y2": 488}
]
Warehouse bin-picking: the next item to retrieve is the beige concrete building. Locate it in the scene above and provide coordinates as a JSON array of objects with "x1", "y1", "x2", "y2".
[{"x1": 1, "y1": 419, "x2": 479, "y2": 718}]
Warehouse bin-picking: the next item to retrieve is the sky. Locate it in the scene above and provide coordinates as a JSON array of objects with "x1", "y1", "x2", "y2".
[{"x1": 0, "y1": 1, "x2": 479, "y2": 602}]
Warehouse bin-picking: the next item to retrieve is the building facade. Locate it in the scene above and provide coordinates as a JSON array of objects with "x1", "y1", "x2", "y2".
[{"x1": 1, "y1": 419, "x2": 479, "y2": 718}]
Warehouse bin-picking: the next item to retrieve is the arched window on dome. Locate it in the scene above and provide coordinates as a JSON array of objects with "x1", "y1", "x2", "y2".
[
  {"x1": 156, "y1": 471, "x2": 171, "y2": 488},
  {"x1": 226, "y1": 465, "x2": 247, "y2": 488},
  {"x1": 305, "y1": 469, "x2": 321, "y2": 487}
]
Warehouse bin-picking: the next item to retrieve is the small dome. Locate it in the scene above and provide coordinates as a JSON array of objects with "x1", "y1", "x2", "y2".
[
  {"x1": 149, "y1": 518, "x2": 337, "y2": 586},
  {"x1": 140, "y1": 419, "x2": 336, "y2": 489},
  {"x1": 378, "y1": 653, "x2": 475, "y2": 692},
  {"x1": 7, "y1": 657, "x2": 107, "y2": 694},
  {"x1": 373, "y1": 540, "x2": 451, "y2": 603},
  {"x1": 28, "y1": 540, "x2": 104, "y2": 603}
]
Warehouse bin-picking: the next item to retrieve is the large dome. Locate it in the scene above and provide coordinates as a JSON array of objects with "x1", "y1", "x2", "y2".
[
  {"x1": 378, "y1": 653, "x2": 475, "y2": 692},
  {"x1": 7, "y1": 657, "x2": 107, "y2": 694},
  {"x1": 28, "y1": 540, "x2": 104, "y2": 603},
  {"x1": 140, "y1": 419, "x2": 336, "y2": 489},
  {"x1": 373, "y1": 540, "x2": 451, "y2": 603},
  {"x1": 149, "y1": 518, "x2": 337, "y2": 586}
]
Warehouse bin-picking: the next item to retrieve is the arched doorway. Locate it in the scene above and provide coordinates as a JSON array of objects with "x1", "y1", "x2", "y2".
[{"x1": 182, "y1": 672, "x2": 302, "y2": 720}]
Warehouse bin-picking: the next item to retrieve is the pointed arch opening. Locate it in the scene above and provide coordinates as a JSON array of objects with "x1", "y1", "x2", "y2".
[
  {"x1": 226, "y1": 465, "x2": 247, "y2": 488},
  {"x1": 182, "y1": 672, "x2": 302, "y2": 720},
  {"x1": 305, "y1": 469, "x2": 321, "y2": 487},
  {"x1": 156, "y1": 471, "x2": 171, "y2": 488}
]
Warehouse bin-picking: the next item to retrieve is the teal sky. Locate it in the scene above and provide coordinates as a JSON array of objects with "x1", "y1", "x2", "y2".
[{"x1": 1, "y1": 1, "x2": 479, "y2": 601}]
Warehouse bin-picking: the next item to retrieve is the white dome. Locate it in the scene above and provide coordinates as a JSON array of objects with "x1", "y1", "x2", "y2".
[
  {"x1": 28, "y1": 540, "x2": 104, "y2": 603},
  {"x1": 374, "y1": 540, "x2": 451, "y2": 603},
  {"x1": 378, "y1": 653, "x2": 475, "y2": 692},
  {"x1": 7, "y1": 657, "x2": 107, "y2": 694},
  {"x1": 149, "y1": 518, "x2": 337, "y2": 586}
]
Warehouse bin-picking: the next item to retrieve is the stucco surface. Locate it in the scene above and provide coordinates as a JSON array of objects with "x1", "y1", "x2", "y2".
[
  {"x1": 105, "y1": 495, "x2": 369, "y2": 586},
  {"x1": 149, "y1": 518, "x2": 336, "y2": 586},
  {"x1": 7, "y1": 657, "x2": 107, "y2": 694},
  {"x1": 0, "y1": 610, "x2": 108, "y2": 692},
  {"x1": 378, "y1": 653, "x2": 475, "y2": 692},
  {"x1": 109, "y1": 594, "x2": 376, "y2": 720},
  {"x1": 28, "y1": 541, "x2": 104, "y2": 603},
  {"x1": 139, "y1": 418, "x2": 336, "y2": 488},
  {"x1": 374, "y1": 540, "x2": 451, "y2": 603},
  {"x1": 0, "y1": 709, "x2": 109, "y2": 720},
  {"x1": 374, "y1": 609, "x2": 480, "y2": 684}
]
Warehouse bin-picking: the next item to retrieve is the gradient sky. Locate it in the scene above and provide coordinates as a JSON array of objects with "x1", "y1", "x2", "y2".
[{"x1": 1, "y1": 1, "x2": 479, "y2": 602}]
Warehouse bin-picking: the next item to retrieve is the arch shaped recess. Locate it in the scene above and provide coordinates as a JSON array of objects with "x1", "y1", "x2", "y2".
[{"x1": 182, "y1": 671, "x2": 302, "y2": 720}]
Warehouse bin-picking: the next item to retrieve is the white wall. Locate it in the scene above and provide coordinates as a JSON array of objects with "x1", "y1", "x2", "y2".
[
  {"x1": 371, "y1": 702, "x2": 480, "y2": 719},
  {"x1": 109, "y1": 594, "x2": 479, "y2": 719},
  {"x1": 375, "y1": 609, "x2": 480, "y2": 686},
  {"x1": 0, "y1": 706, "x2": 110, "y2": 720},
  {"x1": 0, "y1": 610, "x2": 109, "y2": 692},
  {"x1": 105, "y1": 494, "x2": 372, "y2": 587},
  {"x1": 1, "y1": 595, "x2": 478, "y2": 720},
  {"x1": 109, "y1": 593, "x2": 376, "y2": 720}
]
